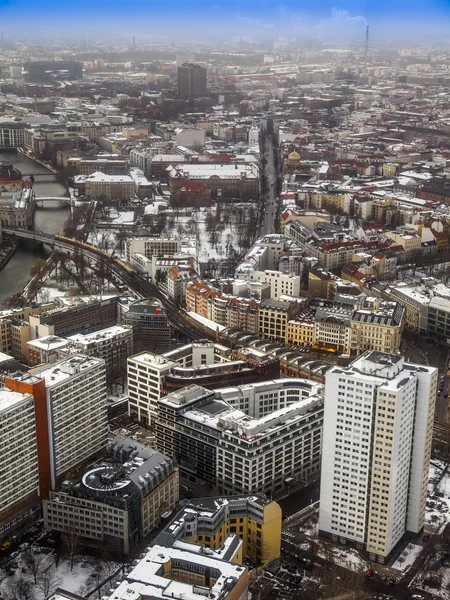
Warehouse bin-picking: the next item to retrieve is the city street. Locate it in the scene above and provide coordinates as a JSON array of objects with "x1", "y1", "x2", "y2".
[
  {"x1": 259, "y1": 134, "x2": 280, "y2": 237},
  {"x1": 278, "y1": 479, "x2": 320, "y2": 517}
]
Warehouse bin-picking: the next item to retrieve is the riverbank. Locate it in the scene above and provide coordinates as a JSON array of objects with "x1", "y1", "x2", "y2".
[
  {"x1": 0, "y1": 151, "x2": 70, "y2": 306},
  {"x1": 0, "y1": 236, "x2": 18, "y2": 273}
]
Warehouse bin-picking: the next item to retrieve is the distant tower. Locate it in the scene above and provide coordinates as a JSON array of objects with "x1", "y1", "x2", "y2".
[
  {"x1": 364, "y1": 24, "x2": 369, "y2": 77},
  {"x1": 132, "y1": 35, "x2": 136, "y2": 51}
]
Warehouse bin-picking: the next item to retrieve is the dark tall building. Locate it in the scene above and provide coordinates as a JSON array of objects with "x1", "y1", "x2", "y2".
[
  {"x1": 26, "y1": 61, "x2": 83, "y2": 83},
  {"x1": 124, "y1": 299, "x2": 171, "y2": 353},
  {"x1": 177, "y1": 63, "x2": 207, "y2": 98}
]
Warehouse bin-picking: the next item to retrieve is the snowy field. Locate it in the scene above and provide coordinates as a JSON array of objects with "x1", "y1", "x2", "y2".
[
  {"x1": 392, "y1": 544, "x2": 423, "y2": 572},
  {"x1": 0, "y1": 547, "x2": 120, "y2": 600},
  {"x1": 425, "y1": 459, "x2": 450, "y2": 534}
]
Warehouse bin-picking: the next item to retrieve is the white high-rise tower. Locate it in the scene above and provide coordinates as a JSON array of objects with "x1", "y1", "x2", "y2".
[{"x1": 319, "y1": 351, "x2": 437, "y2": 563}]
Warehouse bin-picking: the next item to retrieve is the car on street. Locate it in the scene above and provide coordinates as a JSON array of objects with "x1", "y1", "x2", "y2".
[
  {"x1": 0, "y1": 540, "x2": 11, "y2": 551},
  {"x1": 365, "y1": 568, "x2": 374, "y2": 578}
]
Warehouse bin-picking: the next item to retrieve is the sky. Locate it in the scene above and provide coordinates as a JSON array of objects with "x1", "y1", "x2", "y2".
[{"x1": 1, "y1": 0, "x2": 450, "y2": 43}]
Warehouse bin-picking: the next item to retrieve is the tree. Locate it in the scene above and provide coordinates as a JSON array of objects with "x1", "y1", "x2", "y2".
[
  {"x1": 63, "y1": 526, "x2": 80, "y2": 571},
  {"x1": 30, "y1": 258, "x2": 47, "y2": 278},
  {"x1": 37, "y1": 564, "x2": 61, "y2": 598},
  {"x1": 22, "y1": 548, "x2": 54, "y2": 584},
  {"x1": 2, "y1": 577, "x2": 34, "y2": 600}
]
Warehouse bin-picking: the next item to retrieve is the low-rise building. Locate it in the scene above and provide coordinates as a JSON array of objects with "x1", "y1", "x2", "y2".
[
  {"x1": 84, "y1": 172, "x2": 135, "y2": 200},
  {"x1": 258, "y1": 299, "x2": 301, "y2": 342},
  {"x1": 156, "y1": 494, "x2": 281, "y2": 567},
  {"x1": 43, "y1": 435, "x2": 179, "y2": 554}
]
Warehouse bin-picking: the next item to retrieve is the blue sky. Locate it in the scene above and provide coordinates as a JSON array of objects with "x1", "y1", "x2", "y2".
[{"x1": 1, "y1": 0, "x2": 450, "y2": 41}]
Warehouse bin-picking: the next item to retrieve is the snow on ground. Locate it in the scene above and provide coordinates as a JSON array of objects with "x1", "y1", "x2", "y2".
[
  {"x1": 35, "y1": 286, "x2": 68, "y2": 303},
  {"x1": 419, "y1": 563, "x2": 450, "y2": 600},
  {"x1": 317, "y1": 545, "x2": 368, "y2": 572},
  {"x1": 0, "y1": 549, "x2": 111, "y2": 600},
  {"x1": 426, "y1": 460, "x2": 450, "y2": 534},
  {"x1": 166, "y1": 205, "x2": 256, "y2": 265},
  {"x1": 298, "y1": 516, "x2": 318, "y2": 539},
  {"x1": 392, "y1": 544, "x2": 423, "y2": 572}
]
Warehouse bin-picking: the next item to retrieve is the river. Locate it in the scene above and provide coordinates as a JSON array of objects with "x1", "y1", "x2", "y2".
[{"x1": 0, "y1": 152, "x2": 70, "y2": 306}]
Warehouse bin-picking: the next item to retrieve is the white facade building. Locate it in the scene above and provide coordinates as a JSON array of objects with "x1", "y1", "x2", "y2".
[
  {"x1": 125, "y1": 237, "x2": 182, "y2": 263},
  {"x1": 127, "y1": 352, "x2": 175, "y2": 424},
  {"x1": 30, "y1": 355, "x2": 108, "y2": 488},
  {"x1": 319, "y1": 351, "x2": 437, "y2": 562},
  {"x1": 0, "y1": 388, "x2": 39, "y2": 538}
]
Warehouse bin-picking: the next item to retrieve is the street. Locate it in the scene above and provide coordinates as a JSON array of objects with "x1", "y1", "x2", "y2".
[
  {"x1": 278, "y1": 479, "x2": 320, "y2": 517},
  {"x1": 259, "y1": 134, "x2": 280, "y2": 237}
]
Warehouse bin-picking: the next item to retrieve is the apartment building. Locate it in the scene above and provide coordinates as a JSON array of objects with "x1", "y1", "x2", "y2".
[
  {"x1": 155, "y1": 380, "x2": 324, "y2": 498},
  {"x1": 156, "y1": 494, "x2": 281, "y2": 567},
  {"x1": 258, "y1": 299, "x2": 301, "y2": 342},
  {"x1": 7, "y1": 355, "x2": 108, "y2": 489},
  {"x1": 66, "y1": 325, "x2": 133, "y2": 375},
  {"x1": 319, "y1": 351, "x2": 437, "y2": 562},
  {"x1": 43, "y1": 435, "x2": 178, "y2": 554},
  {"x1": 0, "y1": 388, "x2": 40, "y2": 542},
  {"x1": 125, "y1": 237, "x2": 182, "y2": 263},
  {"x1": 186, "y1": 280, "x2": 260, "y2": 334}
]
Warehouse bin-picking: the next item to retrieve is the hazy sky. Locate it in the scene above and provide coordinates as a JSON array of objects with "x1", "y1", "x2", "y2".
[{"x1": 1, "y1": 0, "x2": 450, "y2": 42}]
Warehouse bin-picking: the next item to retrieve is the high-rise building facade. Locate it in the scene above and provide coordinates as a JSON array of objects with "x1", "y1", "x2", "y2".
[
  {"x1": 0, "y1": 388, "x2": 40, "y2": 541},
  {"x1": 124, "y1": 299, "x2": 171, "y2": 354},
  {"x1": 319, "y1": 351, "x2": 437, "y2": 563},
  {"x1": 7, "y1": 355, "x2": 108, "y2": 490},
  {"x1": 177, "y1": 63, "x2": 207, "y2": 97}
]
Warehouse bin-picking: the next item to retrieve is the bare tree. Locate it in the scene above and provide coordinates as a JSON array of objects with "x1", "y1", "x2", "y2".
[
  {"x1": 63, "y1": 526, "x2": 80, "y2": 571},
  {"x1": 22, "y1": 548, "x2": 53, "y2": 584},
  {"x1": 2, "y1": 577, "x2": 34, "y2": 600},
  {"x1": 37, "y1": 564, "x2": 61, "y2": 598}
]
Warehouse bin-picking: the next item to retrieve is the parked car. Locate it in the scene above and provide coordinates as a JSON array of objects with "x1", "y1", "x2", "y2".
[
  {"x1": 365, "y1": 568, "x2": 374, "y2": 578},
  {"x1": 0, "y1": 540, "x2": 11, "y2": 551}
]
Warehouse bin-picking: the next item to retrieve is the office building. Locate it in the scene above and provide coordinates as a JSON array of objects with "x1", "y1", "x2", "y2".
[
  {"x1": 124, "y1": 299, "x2": 171, "y2": 354},
  {"x1": 0, "y1": 388, "x2": 40, "y2": 542},
  {"x1": 177, "y1": 63, "x2": 207, "y2": 97},
  {"x1": 125, "y1": 237, "x2": 182, "y2": 263},
  {"x1": 128, "y1": 352, "x2": 176, "y2": 425},
  {"x1": 319, "y1": 351, "x2": 437, "y2": 563},
  {"x1": 26, "y1": 60, "x2": 83, "y2": 83},
  {"x1": 27, "y1": 335, "x2": 69, "y2": 366},
  {"x1": 156, "y1": 494, "x2": 282, "y2": 567},
  {"x1": 66, "y1": 326, "x2": 133, "y2": 375},
  {"x1": 127, "y1": 343, "x2": 280, "y2": 425},
  {"x1": 43, "y1": 435, "x2": 179, "y2": 554},
  {"x1": 29, "y1": 296, "x2": 120, "y2": 339},
  {"x1": 106, "y1": 541, "x2": 247, "y2": 600},
  {"x1": 7, "y1": 355, "x2": 108, "y2": 490},
  {"x1": 84, "y1": 172, "x2": 135, "y2": 200},
  {"x1": 155, "y1": 380, "x2": 323, "y2": 497}
]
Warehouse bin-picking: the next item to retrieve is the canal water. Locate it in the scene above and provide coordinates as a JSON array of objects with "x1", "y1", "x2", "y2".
[{"x1": 0, "y1": 152, "x2": 70, "y2": 306}]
